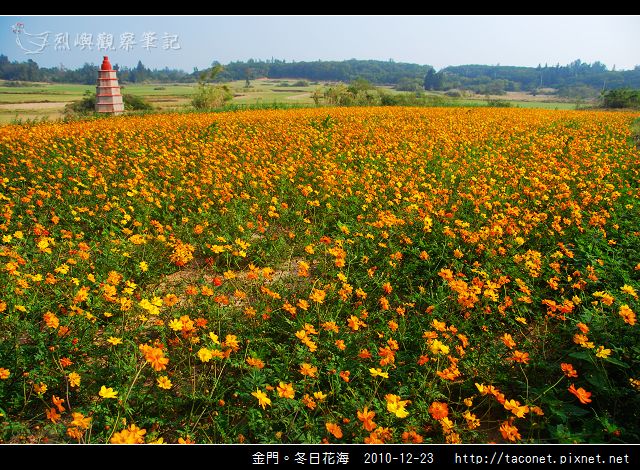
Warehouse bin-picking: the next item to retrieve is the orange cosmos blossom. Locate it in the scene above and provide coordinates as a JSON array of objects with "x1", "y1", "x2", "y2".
[
  {"x1": 619, "y1": 304, "x2": 636, "y2": 326},
  {"x1": 568, "y1": 384, "x2": 592, "y2": 404},
  {"x1": 500, "y1": 420, "x2": 521, "y2": 442},
  {"x1": 402, "y1": 430, "x2": 424, "y2": 443},
  {"x1": 139, "y1": 344, "x2": 169, "y2": 371},
  {"x1": 503, "y1": 399, "x2": 530, "y2": 418},
  {"x1": 46, "y1": 407, "x2": 61, "y2": 423},
  {"x1": 501, "y1": 333, "x2": 516, "y2": 349},
  {"x1": 325, "y1": 422, "x2": 343, "y2": 439},
  {"x1": 428, "y1": 401, "x2": 449, "y2": 420},
  {"x1": 276, "y1": 382, "x2": 295, "y2": 399},
  {"x1": 70, "y1": 412, "x2": 92, "y2": 429},
  {"x1": 560, "y1": 363, "x2": 578, "y2": 378},
  {"x1": 357, "y1": 406, "x2": 377, "y2": 431},
  {"x1": 246, "y1": 357, "x2": 265, "y2": 369},
  {"x1": 299, "y1": 363, "x2": 318, "y2": 377},
  {"x1": 110, "y1": 424, "x2": 146, "y2": 444},
  {"x1": 508, "y1": 350, "x2": 530, "y2": 364}
]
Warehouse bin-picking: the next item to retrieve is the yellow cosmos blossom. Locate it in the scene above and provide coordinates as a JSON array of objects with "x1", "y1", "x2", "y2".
[
  {"x1": 385, "y1": 393, "x2": 410, "y2": 418},
  {"x1": 595, "y1": 346, "x2": 612, "y2": 359},
  {"x1": 369, "y1": 368, "x2": 389, "y2": 379},
  {"x1": 251, "y1": 388, "x2": 272, "y2": 409},
  {"x1": 157, "y1": 376, "x2": 173, "y2": 390},
  {"x1": 99, "y1": 385, "x2": 118, "y2": 399}
]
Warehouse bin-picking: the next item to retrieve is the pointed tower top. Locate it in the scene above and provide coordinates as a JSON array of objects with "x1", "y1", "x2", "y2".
[{"x1": 100, "y1": 56, "x2": 113, "y2": 71}]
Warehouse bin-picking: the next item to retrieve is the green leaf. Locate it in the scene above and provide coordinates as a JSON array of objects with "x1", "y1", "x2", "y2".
[
  {"x1": 563, "y1": 404, "x2": 591, "y2": 417},
  {"x1": 568, "y1": 351, "x2": 592, "y2": 362},
  {"x1": 584, "y1": 371, "x2": 608, "y2": 390},
  {"x1": 603, "y1": 357, "x2": 630, "y2": 369}
]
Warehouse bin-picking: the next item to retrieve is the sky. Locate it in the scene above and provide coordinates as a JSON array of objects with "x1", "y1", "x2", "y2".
[{"x1": 1, "y1": 15, "x2": 639, "y2": 71}]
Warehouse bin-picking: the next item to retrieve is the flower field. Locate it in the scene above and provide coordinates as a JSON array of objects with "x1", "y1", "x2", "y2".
[{"x1": 0, "y1": 107, "x2": 639, "y2": 444}]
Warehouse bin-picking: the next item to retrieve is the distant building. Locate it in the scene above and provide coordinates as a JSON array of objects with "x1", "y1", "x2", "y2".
[{"x1": 95, "y1": 56, "x2": 124, "y2": 114}]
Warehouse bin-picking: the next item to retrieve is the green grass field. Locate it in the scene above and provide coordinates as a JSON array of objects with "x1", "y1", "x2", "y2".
[{"x1": 0, "y1": 79, "x2": 585, "y2": 124}]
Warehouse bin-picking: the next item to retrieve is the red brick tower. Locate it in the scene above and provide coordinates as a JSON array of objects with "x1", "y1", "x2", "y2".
[{"x1": 95, "y1": 56, "x2": 124, "y2": 114}]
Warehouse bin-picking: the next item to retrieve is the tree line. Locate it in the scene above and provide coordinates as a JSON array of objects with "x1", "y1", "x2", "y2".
[{"x1": 1, "y1": 55, "x2": 639, "y2": 96}]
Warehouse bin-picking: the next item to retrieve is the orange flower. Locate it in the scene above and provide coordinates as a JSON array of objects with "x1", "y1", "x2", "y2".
[
  {"x1": 508, "y1": 350, "x2": 530, "y2": 364},
  {"x1": 402, "y1": 430, "x2": 424, "y2": 443},
  {"x1": 43, "y1": 311, "x2": 59, "y2": 329},
  {"x1": 503, "y1": 399, "x2": 530, "y2": 418},
  {"x1": 309, "y1": 288, "x2": 326, "y2": 304},
  {"x1": 348, "y1": 315, "x2": 366, "y2": 331},
  {"x1": 576, "y1": 322, "x2": 589, "y2": 334},
  {"x1": 500, "y1": 420, "x2": 521, "y2": 442},
  {"x1": 501, "y1": 333, "x2": 516, "y2": 349},
  {"x1": 302, "y1": 394, "x2": 317, "y2": 410},
  {"x1": 326, "y1": 422, "x2": 343, "y2": 439},
  {"x1": 110, "y1": 424, "x2": 146, "y2": 444},
  {"x1": 357, "y1": 406, "x2": 377, "y2": 431},
  {"x1": 246, "y1": 357, "x2": 265, "y2": 369},
  {"x1": 339, "y1": 370, "x2": 350, "y2": 382},
  {"x1": 568, "y1": 384, "x2": 592, "y2": 404},
  {"x1": 429, "y1": 401, "x2": 449, "y2": 420},
  {"x1": 321, "y1": 321, "x2": 339, "y2": 333},
  {"x1": 52, "y1": 395, "x2": 65, "y2": 413},
  {"x1": 46, "y1": 407, "x2": 61, "y2": 423},
  {"x1": 71, "y1": 412, "x2": 92, "y2": 429},
  {"x1": 276, "y1": 382, "x2": 295, "y2": 399},
  {"x1": 560, "y1": 363, "x2": 578, "y2": 378},
  {"x1": 299, "y1": 363, "x2": 318, "y2": 377},
  {"x1": 619, "y1": 304, "x2": 636, "y2": 326},
  {"x1": 358, "y1": 349, "x2": 372, "y2": 359},
  {"x1": 139, "y1": 344, "x2": 169, "y2": 371}
]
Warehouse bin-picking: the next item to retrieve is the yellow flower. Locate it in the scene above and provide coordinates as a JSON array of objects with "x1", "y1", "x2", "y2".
[
  {"x1": 198, "y1": 348, "x2": 214, "y2": 362},
  {"x1": 276, "y1": 382, "x2": 295, "y2": 399},
  {"x1": 620, "y1": 284, "x2": 638, "y2": 299},
  {"x1": 309, "y1": 288, "x2": 326, "y2": 304},
  {"x1": 430, "y1": 339, "x2": 450, "y2": 355},
  {"x1": 251, "y1": 388, "x2": 272, "y2": 409},
  {"x1": 68, "y1": 372, "x2": 81, "y2": 388},
  {"x1": 209, "y1": 332, "x2": 220, "y2": 344},
  {"x1": 139, "y1": 261, "x2": 149, "y2": 272},
  {"x1": 33, "y1": 382, "x2": 47, "y2": 394},
  {"x1": 71, "y1": 412, "x2": 92, "y2": 429},
  {"x1": 110, "y1": 424, "x2": 146, "y2": 444},
  {"x1": 369, "y1": 368, "x2": 389, "y2": 379},
  {"x1": 99, "y1": 385, "x2": 118, "y2": 399},
  {"x1": 107, "y1": 336, "x2": 122, "y2": 346},
  {"x1": 595, "y1": 346, "x2": 612, "y2": 359},
  {"x1": 157, "y1": 376, "x2": 173, "y2": 390},
  {"x1": 168, "y1": 318, "x2": 183, "y2": 331},
  {"x1": 385, "y1": 393, "x2": 410, "y2": 418}
]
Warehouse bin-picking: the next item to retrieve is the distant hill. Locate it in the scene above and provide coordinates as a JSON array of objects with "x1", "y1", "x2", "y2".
[{"x1": 1, "y1": 54, "x2": 638, "y2": 95}]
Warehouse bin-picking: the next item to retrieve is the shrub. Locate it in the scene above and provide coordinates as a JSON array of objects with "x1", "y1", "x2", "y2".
[
  {"x1": 191, "y1": 83, "x2": 233, "y2": 110},
  {"x1": 602, "y1": 89, "x2": 640, "y2": 109}
]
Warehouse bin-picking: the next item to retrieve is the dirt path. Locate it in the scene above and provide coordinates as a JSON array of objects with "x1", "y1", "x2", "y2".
[
  {"x1": 285, "y1": 93, "x2": 312, "y2": 101},
  {"x1": 0, "y1": 102, "x2": 69, "y2": 110}
]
